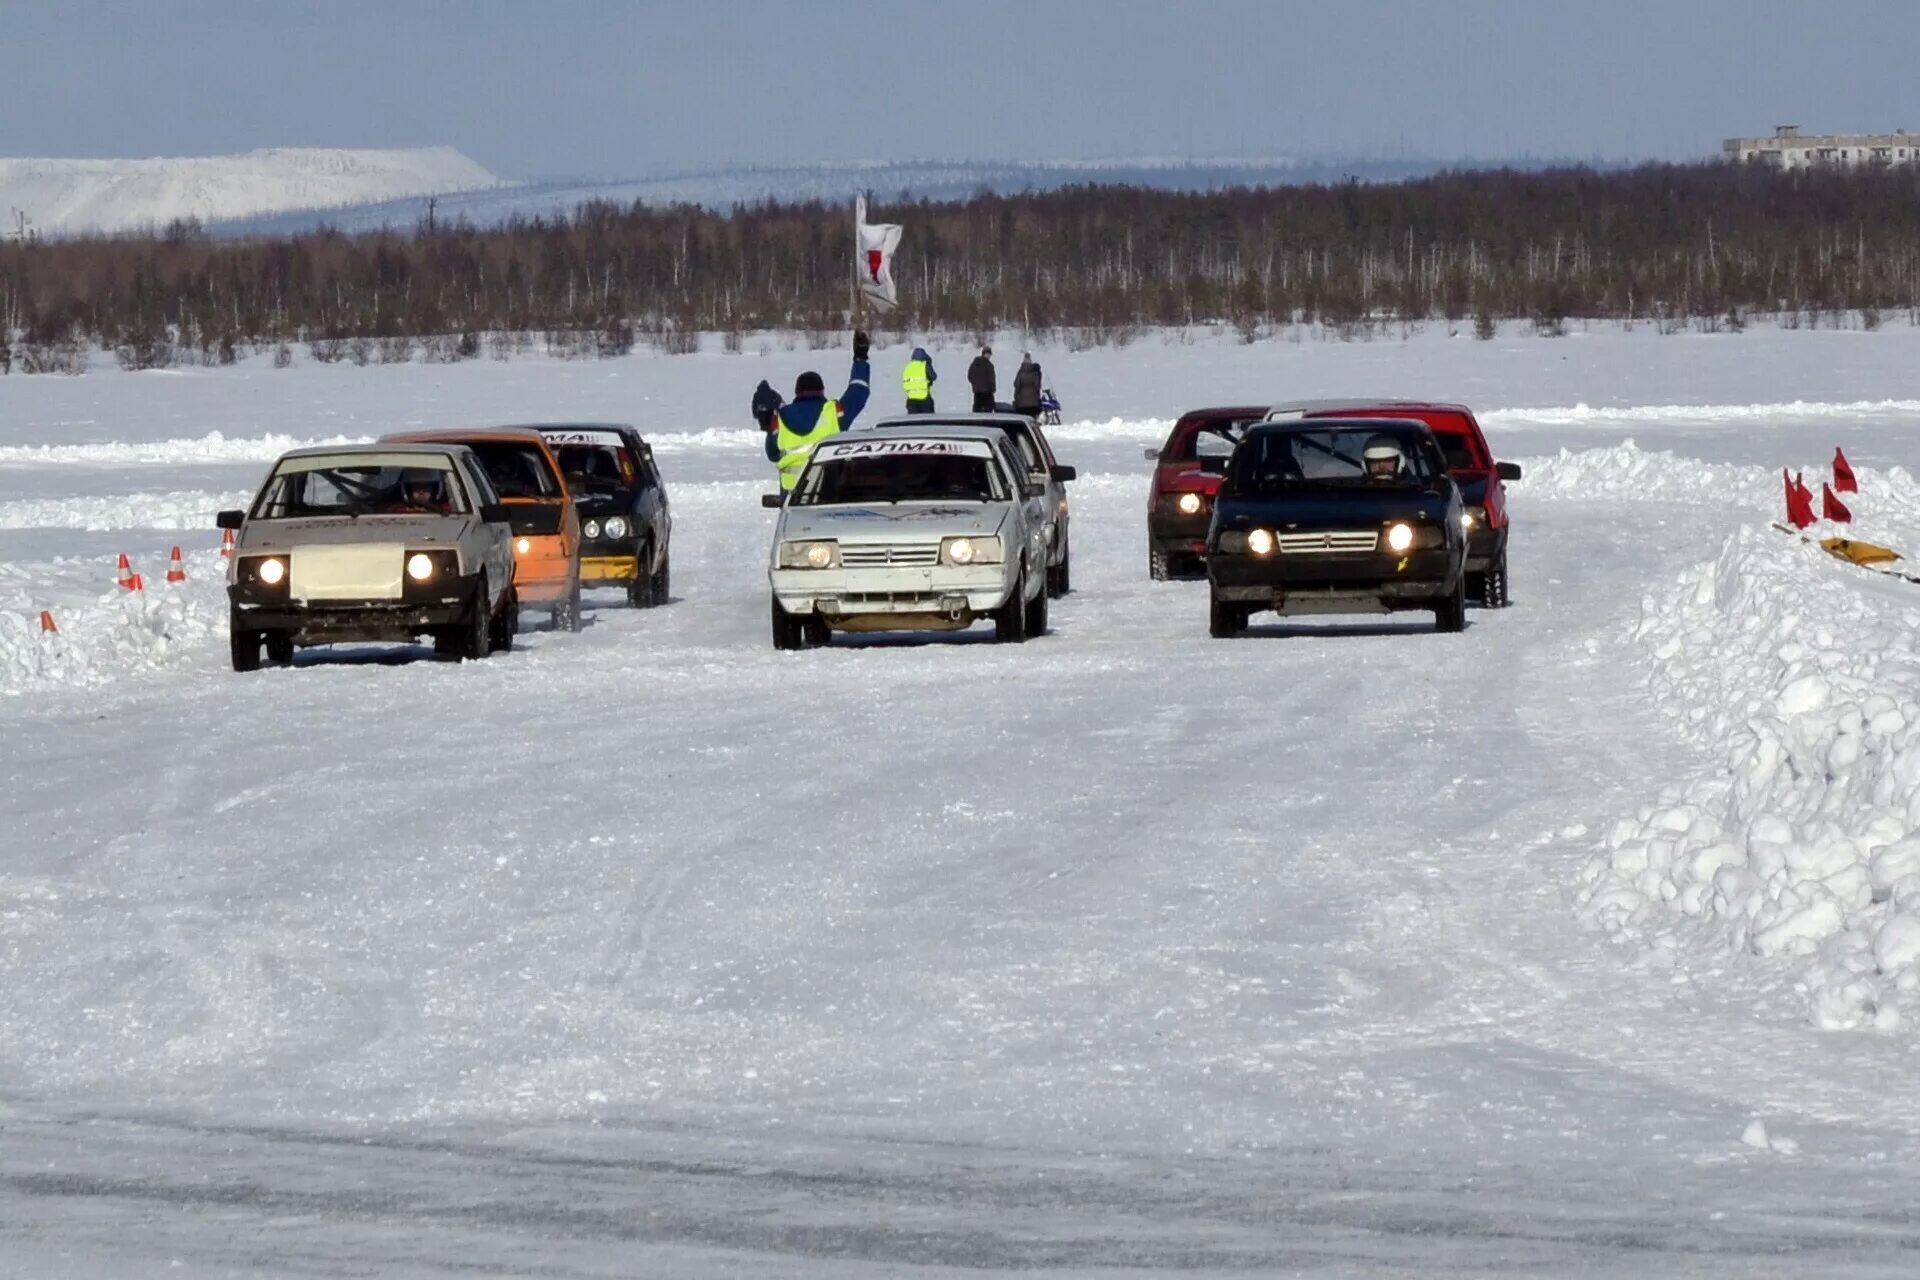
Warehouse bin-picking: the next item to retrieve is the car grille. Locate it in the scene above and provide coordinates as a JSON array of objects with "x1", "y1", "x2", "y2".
[
  {"x1": 1277, "y1": 530, "x2": 1380, "y2": 554},
  {"x1": 840, "y1": 543, "x2": 941, "y2": 568}
]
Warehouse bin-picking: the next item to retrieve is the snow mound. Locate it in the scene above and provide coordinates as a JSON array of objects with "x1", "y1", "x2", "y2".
[
  {"x1": 0, "y1": 431, "x2": 366, "y2": 467},
  {"x1": 1, "y1": 557, "x2": 226, "y2": 695},
  {"x1": 1485, "y1": 398, "x2": 1920, "y2": 427},
  {"x1": 1576, "y1": 516, "x2": 1920, "y2": 1030},
  {"x1": 1515, "y1": 440, "x2": 1920, "y2": 515},
  {"x1": 0, "y1": 147, "x2": 499, "y2": 236}
]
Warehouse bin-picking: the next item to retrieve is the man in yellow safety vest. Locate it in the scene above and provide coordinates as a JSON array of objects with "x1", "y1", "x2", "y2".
[
  {"x1": 902, "y1": 345, "x2": 936, "y2": 414},
  {"x1": 764, "y1": 330, "x2": 872, "y2": 491}
]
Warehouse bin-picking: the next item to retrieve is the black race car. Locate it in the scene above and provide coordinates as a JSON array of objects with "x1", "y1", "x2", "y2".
[
  {"x1": 531, "y1": 424, "x2": 672, "y2": 608},
  {"x1": 1205, "y1": 418, "x2": 1469, "y2": 637}
]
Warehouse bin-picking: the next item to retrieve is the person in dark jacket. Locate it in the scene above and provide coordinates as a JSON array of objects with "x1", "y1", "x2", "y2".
[
  {"x1": 1012, "y1": 352, "x2": 1043, "y2": 419},
  {"x1": 902, "y1": 345, "x2": 936, "y2": 413},
  {"x1": 764, "y1": 331, "x2": 872, "y2": 490},
  {"x1": 967, "y1": 347, "x2": 995, "y2": 412},
  {"x1": 751, "y1": 379, "x2": 784, "y2": 432}
]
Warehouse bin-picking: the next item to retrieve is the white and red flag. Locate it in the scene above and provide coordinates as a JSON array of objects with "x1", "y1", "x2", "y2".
[{"x1": 854, "y1": 195, "x2": 902, "y2": 312}]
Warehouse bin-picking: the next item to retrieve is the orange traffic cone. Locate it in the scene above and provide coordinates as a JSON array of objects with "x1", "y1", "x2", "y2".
[
  {"x1": 38, "y1": 609, "x2": 57, "y2": 635},
  {"x1": 220, "y1": 528, "x2": 235, "y2": 558},
  {"x1": 125, "y1": 572, "x2": 145, "y2": 592},
  {"x1": 116, "y1": 553, "x2": 139, "y2": 590},
  {"x1": 166, "y1": 546, "x2": 187, "y2": 583}
]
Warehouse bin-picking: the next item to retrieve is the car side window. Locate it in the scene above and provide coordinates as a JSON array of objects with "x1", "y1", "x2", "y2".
[
  {"x1": 460, "y1": 456, "x2": 500, "y2": 508},
  {"x1": 1007, "y1": 426, "x2": 1045, "y2": 474}
]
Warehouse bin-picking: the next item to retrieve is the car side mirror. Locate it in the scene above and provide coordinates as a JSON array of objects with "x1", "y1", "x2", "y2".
[
  {"x1": 760, "y1": 493, "x2": 785, "y2": 509},
  {"x1": 216, "y1": 509, "x2": 245, "y2": 530},
  {"x1": 480, "y1": 503, "x2": 511, "y2": 524},
  {"x1": 1142, "y1": 446, "x2": 1161, "y2": 462},
  {"x1": 1051, "y1": 464, "x2": 1077, "y2": 483},
  {"x1": 1496, "y1": 461, "x2": 1523, "y2": 482}
]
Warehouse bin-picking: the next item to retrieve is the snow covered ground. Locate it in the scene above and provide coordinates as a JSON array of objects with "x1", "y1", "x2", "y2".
[{"x1": 6, "y1": 323, "x2": 1920, "y2": 1275}]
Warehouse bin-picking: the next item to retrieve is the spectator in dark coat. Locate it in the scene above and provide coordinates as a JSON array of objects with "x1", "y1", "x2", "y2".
[
  {"x1": 967, "y1": 347, "x2": 996, "y2": 412},
  {"x1": 751, "y1": 379, "x2": 784, "y2": 432},
  {"x1": 1012, "y1": 353, "x2": 1043, "y2": 419}
]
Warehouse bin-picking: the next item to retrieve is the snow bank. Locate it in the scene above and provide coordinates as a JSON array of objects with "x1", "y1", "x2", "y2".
[
  {"x1": 0, "y1": 555, "x2": 226, "y2": 695},
  {"x1": 0, "y1": 489, "x2": 251, "y2": 531},
  {"x1": 1514, "y1": 440, "x2": 1920, "y2": 514},
  {"x1": 1485, "y1": 398, "x2": 1920, "y2": 427},
  {"x1": 0, "y1": 431, "x2": 365, "y2": 467},
  {"x1": 1577, "y1": 518, "x2": 1920, "y2": 1030}
]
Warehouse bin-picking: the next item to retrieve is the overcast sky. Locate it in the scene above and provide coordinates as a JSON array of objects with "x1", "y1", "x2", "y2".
[{"x1": 6, "y1": 0, "x2": 1919, "y2": 179}]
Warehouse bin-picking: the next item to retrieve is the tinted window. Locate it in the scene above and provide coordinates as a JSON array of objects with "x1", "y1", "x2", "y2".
[
  {"x1": 465, "y1": 440, "x2": 561, "y2": 498},
  {"x1": 1170, "y1": 418, "x2": 1253, "y2": 461},
  {"x1": 553, "y1": 441, "x2": 638, "y2": 490}
]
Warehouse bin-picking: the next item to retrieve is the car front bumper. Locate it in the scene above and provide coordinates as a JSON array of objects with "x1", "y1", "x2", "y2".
[
  {"x1": 772, "y1": 564, "x2": 1015, "y2": 625},
  {"x1": 1209, "y1": 549, "x2": 1460, "y2": 613},
  {"x1": 1466, "y1": 526, "x2": 1507, "y2": 573},
  {"x1": 579, "y1": 552, "x2": 642, "y2": 584},
  {"x1": 1148, "y1": 512, "x2": 1212, "y2": 558},
  {"x1": 230, "y1": 588, "x2": 473, "y2": 643}
]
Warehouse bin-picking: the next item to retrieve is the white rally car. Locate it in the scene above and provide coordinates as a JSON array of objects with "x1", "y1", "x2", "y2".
[{"x1": 765, "y1": 427, "x2": 1052, "y2": 647}]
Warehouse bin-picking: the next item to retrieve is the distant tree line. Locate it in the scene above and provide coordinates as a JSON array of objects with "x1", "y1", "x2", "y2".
[{"x1": 5, "y1": 161, "x2": 1920, "y2": 372}]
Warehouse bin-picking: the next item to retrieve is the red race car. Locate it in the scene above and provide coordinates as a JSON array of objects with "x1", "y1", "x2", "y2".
[
  {"x1": 1262, "y1": 400, "x2": 1522, "y2": 606},
  {"x1": 1144, "y1": 406, "x2": 1269, "y2": 580}
]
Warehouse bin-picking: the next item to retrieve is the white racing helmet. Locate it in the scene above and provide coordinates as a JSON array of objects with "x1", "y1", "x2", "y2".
[{"x1": 1362, "y1": 435, "x2": 1405, "y2": 480}]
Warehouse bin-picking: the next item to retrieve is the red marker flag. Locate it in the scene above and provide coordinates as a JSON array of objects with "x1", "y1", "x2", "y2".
[
  {"x1": 1833, "y1": 447, "x2": 1858, "y2": 494},
  {"x1": 1822, "y1": 482, "x2": 1853, "y2": 524},
  {"x1": 1784, "y1": 469, "x2": 1815, "y2": 529},
  {"x1": 854, "y1": 195, "x2": 902, "y2": 313}
]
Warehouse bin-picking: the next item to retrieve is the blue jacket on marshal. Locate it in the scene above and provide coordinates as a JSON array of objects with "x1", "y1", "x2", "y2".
[{"x1": 762, "y1": 358, "x2": 871, "y2": 462}]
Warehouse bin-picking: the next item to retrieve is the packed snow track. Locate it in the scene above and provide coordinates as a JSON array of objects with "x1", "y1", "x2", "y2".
[{"x1": 6, "y1": 329, "x2": 1920, "y2": 1276}]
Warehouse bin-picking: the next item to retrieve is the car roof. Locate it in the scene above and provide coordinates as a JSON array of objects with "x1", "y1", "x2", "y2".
[
  {"x1": 1249, "y1": 415, "x2": 1439, "y2": 435},
  {"x1": 1177, "y1": 405, "x2": 1271, "y2": 421},
  {"x1": 275, "y1": 442, "x2": 475, "y2": 461},
  {"x1": 866, "y1": 413, "x2": 1039, "y2": 432},
  {"x1": 1268, "y1": 398, "x2": 1474, "y2": 417},
  {"x1": 516, "y1": 422, "x2": 642, "y2": 435},
  {"x1": 381, "y1": 426, "x2": 555, "y2": 447},
  {"x1": 842, "y1": 423, "x2": 1018, "y2": 445}
]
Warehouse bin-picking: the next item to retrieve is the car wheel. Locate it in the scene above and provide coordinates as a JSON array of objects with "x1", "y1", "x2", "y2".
[
  {"x1": 1435, "y1": 572, "x2": 1468, "y2": 633},
  {"x1": 1149, "y1": 546, "x2": 1171, "y2": 581},
  {"x1": 438, "y1": 574, "x2": 491, "y2": 660},
  {"x1": 1208, "y1": 588, "x2": 1247, "y2": 638},
  {"x1": 651, "y1": 551, "x2": 670, "y2": 606},
  {"x1": 803, "y1": 616, "x2": 831, "y2": 647},
  {"x1": 489, "y1": 586, "x2": 517, "y2": 653},
  {"x1": 771, "y1": 594, "x2": 806, "y2": 651},
  {"x1": 264, "y1": 631, "x2": 295, "y2": 666},
  {"x1": 993, "y1": 568, "x2": 1029, "y2": 643},
  {"x1": 626, "y1": 543, "x2": 654, "y2": 608},
  {"x1": 1024, "y1": 572, "x2": 1050, "y2": 635},
  {"x1": 230, "y1": 610, "x2": 263, "y2": 672},
  {"x1": 1482, "y1": 551, "x2": 1511, "y2": 609},
  {"x1": 554, "y1": 577, "x2": 583, "y2": 633},
  {"x1": 1047, "y1": 544, "x2": 1071, "y2": 598}
]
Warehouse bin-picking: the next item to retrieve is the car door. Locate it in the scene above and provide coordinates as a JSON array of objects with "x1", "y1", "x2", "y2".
[
  {"x1": 457, "y1": 453, "x2": 514, "y2": 605},
  {"x1": 996, "y1": 439, "x2": 1048, "y2": 578},
  {"x1": 1000, "y1": 422, "x2": 1060, "y2": 562},
  {"x1": 1026, "y1": 421, "x2": 1074, "y2": 559}
]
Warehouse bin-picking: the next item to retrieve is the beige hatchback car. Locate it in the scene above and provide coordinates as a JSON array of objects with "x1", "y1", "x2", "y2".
[{"x1": 218, "y1": 443, "x2": 518, "y2": 669}]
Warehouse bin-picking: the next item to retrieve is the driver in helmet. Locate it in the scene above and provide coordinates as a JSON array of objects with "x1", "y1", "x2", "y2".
[
  {"x1": 393, "y1": 469, "x2": 449, "y2": 513},
  {"x1": 1362, "y1": 435, "x2": 1406, "y2": 482}
]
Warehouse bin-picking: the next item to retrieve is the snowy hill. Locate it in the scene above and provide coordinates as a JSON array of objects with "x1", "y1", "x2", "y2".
[
  {"x1": 0, "y1": 147, "x2": 501, "y2": 237},
  {"x1": 213, "y1": 154, "x2": 1524, "y2": 234}
]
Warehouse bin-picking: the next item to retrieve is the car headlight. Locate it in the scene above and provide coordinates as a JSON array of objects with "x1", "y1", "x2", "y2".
[
  {"x1": 941, "y1": 535, "x2": 1003, "y2": 566},
  {"x1": 583, "y1": 519, "x2": 601, "y2": 539},
  {"x1": 1247, "y1": 528, "x2": 1275, "y2": 556},
  {"x1": 406, "y1": 552, "x2": 436, "y2": 581},
  {"x1": 515, "y1": 537, "x2": 532, "y2": 554},
  {"x1": 1176, "y1": 491, "x2": 1203, "y2": 515},
  {"x1": 1464, "y1": 506, "x2": 1486, "y2": 530},
  {"x1": 256, "y1": 557, "x2": 286, "y2": 585},
  {"x1": 779, "y1": 539, "x2": 841, "y2": 569},
  {"x1": 603, "y1": 516, "x2": 629, "y2": 539},
  {"x1": 1385, "y1": 523, "x2": 1415, "y2": 553}
]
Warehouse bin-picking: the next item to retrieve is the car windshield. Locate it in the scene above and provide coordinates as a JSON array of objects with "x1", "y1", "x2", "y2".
[
  {"x1": 252, "y1": 455, "x2": 470, "y2": 518},
  {"x1": 795, "y1": 451, "x2": 1008, "y2": 506},
  {"x1": 552, "y1": 442, "x2": 637, "y2": 491},
  {"x1": 1230, "y1": 427, "x2": 1441, "y2": 489},
  {"x1": 464, "y1": 440, "x2": 561, "y2": 499}
]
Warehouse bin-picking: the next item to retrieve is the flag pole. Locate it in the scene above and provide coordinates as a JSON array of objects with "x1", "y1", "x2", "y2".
[{"x1": 851, "y1": 193, "x2": 867, "y2": 334}]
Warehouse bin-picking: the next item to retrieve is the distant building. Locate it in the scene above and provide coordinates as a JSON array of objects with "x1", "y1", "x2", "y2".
[{"x1": 1724, "y1": 125, "x2": 1920, "y2": 168}]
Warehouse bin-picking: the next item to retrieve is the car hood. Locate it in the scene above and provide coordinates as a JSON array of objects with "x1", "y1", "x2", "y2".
[
  {"x1": 780, "y1": 502, "x2": 1008, "y2": 541},
  {"x1": 1216, "y1": 488, "x2": 1451, "y2": 528},
  {"x1": 240, "y1": 515, "x2": 471, "y2": 552},
  {"x1": 570, "y1": 489, "x2": 639, "y2": 516}
]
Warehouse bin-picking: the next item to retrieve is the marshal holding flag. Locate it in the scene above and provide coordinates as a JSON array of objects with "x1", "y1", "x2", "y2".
[{"x1": 855, "y1": 195, "x2": 903, "y2": 315}]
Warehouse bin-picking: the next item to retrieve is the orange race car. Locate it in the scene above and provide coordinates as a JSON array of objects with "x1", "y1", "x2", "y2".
[{"x1": 381, "y1": 427, "x2": 584, "y2": 630}]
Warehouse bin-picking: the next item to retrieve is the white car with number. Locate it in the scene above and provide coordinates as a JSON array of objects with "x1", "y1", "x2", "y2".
[{"x1": 764, "y1": 427, "x2": 1052, "y2": 648}]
